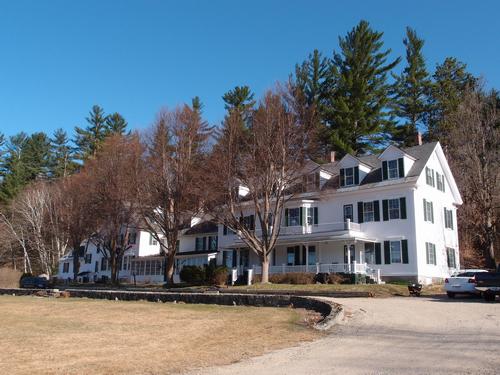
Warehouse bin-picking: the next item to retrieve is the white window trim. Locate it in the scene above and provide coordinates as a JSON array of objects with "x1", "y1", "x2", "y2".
[
  {"x1": 363, "y1": 201, "x2": 375, "y2": 222},
  {"x1": 390, "y1": 240, "x2": 402, "y2": 264},
  {"x1": 388, "y1": 198, "x2": 400, "y2": 220},
  {"x1": 388, "y1": 159, "x2": 399, "y2": 180},
  {"x1": 344, "y1": 167, "x2": 355, "y2": 186}
]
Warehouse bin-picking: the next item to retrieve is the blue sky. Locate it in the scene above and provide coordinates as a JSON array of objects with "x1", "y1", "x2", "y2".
[{"x1": 0, "y1": 0, "x2": 499, "y2": 138}]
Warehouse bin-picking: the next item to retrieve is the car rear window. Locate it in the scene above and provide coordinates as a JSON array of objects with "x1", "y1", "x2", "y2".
[{"x1": 455, "y1": 272, "x2": 481, "y2": 277}]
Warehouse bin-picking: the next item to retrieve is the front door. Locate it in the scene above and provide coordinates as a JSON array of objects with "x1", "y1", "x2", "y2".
[{"x1": 344, "y1": 244, "x2": 355, "y2": 264}]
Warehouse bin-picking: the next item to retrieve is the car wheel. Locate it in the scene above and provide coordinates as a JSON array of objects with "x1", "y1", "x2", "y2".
[
  {"x1": 447, "y1": 292, "x2": 455, "y2": 299},
  {"x1": 484, "y1": 292, "x2": 495, "y2": 302}
]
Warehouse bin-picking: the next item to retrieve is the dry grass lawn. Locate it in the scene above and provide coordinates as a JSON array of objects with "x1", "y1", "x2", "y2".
[
  {"x1": 0, "y1": 295, "x2": 321, "y2": 375},
  {"x1": 228, "y1": 283, "x2": 445, "y2": 297}
]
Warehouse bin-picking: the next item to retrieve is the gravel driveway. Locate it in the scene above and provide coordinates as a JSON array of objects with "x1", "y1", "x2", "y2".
[{"x1": 187, "y1": 296, "x2": 500, "y2": 375}]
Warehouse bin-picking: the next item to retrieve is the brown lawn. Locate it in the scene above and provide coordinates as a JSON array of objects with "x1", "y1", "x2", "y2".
[{"x1": 0, "y1": 295, "x2": 321, "y2": 375}]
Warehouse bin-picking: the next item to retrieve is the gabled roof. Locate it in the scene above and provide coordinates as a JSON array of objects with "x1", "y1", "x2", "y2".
[
  {"x1": 184, "y1": 221, "x2": 218, "y2": 235},
  {"x1": 377, "y1": 144, "x2": 416, "y2": 161},
  {"x1": 320, "y1": 142, "x2": 439, "y2": 190},
  {"x1": 338, "y1": 153, "x2": 373, "y2": 169}
]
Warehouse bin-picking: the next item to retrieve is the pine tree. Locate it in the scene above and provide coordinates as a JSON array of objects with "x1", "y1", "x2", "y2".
[
  {"x1": 105, "y1": 112, "x2": 129, "y2": 136},
  {"x1": 74, "y1": 105, "x2": 108, "y2": 160},
  {"x1": 22, "y1": 132, "x2": 52, "y2": 180},
  {"x1": 50, "y1": 128, "x2": 76, "y2": 178},
  {"x1": 426, "y1": 57, "x2": 476, "y2": 142},
  {"x1": 0, "y1": 132, "x2": 6, "y2": 178},
  {"x1": 292, "y1": 49, "x2": 332, "y2": 154},
  {"x1": 222, "y1": 86, "x2": 255, "y2": 122},
  {"x1": 391, "y1": 28, "x2": 432, "y2": 147},
  {"x1": 326, "y1": 20, "x2": 401, "y2": 155}
]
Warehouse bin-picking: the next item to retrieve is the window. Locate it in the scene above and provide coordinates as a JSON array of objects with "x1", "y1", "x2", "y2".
[
  {"x1": 423, "y1": 199, "x2": 434, "y2": 223},
  {"x1": 303, "y1": 173, "x2": 320, "y2": 191},
  {"x1": 444, "y1": 208, "x2": 454, "y2": 229},
  {"x1": 388, "y1": 160, "x2": 399, "y2": 179},
  {"x1": 426, "y1": 242, "x2": 437, "y2": 265},
  {"x1": 240, "y1": 215, "x2": 255, "y2": 231},
  {"x1": 308, "y1": 246, "x2": 316, "y2": 265},
  {"x1": 149, "y1": 233, "x2": 158, "y2": 246},
  {"x1": 63, "y1": 263, "x2": 69, "y2": 273},
  {"x1": 344, "y1": 167, "x2": 354, "y2": 186},
  {"x1": 390, "y1": 241, "x2": 402, "y2": 263},
  {"x1": 343, "y1": 244, "x2": 355, "y2": 264},
  {"x1": 425, "y1": 167, "x2": 435, "y2": 187},
  {"x1": 287, "y1": 247, "x2": 296, "y2": 266},
  {"x1": 306, "y1": 207, "x2": 318, "y2": 225},
  {"x1": 288, "y1": 208, "x2": 301, "y2": 226},
  {"x1": 363, "y1": 201, "x2": 375, "y2": 222},
  {"x1": 446, "y1": 248, "x2": 456, "y2": 268},
  {"x1": 101, "y1": 258, "x2": 108, "y2": 271},
  {"x1": 437, "y1": 173, "x2": 445, "y2": 192},
  {"x1": 364, "y1": 243, "x2": 375, "y2": 264},
  {"x1": 388, "y1": 199, "x2": 400, "y2": 220},
  {"x1": 128, "y1": 232, "x2": 137, "y2": 245},
  {"x1": 95, "y1": 261, "x2": 98, "y2": 272},
  {"x1": 344, "y1": 204, "x2": 353, "y2": 222},
  {"x1": 208, "y1": 236, "x2": 218, "y2": 251},
  {"x1": 195, "y1": 237, "x2": 206, "y2": 251},
  {"x1": 84, "y1": 253, "x2": 92, "y2": 264}
]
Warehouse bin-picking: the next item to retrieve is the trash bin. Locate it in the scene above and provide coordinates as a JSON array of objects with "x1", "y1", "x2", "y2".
[{"x1": 244, "y1": 269, "x2": 253, "y2": 285}]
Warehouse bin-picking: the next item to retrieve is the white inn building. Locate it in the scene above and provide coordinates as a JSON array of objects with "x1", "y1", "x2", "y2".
[{"x1": 58, "y1": 141, "x2": 461, "y2": 285}]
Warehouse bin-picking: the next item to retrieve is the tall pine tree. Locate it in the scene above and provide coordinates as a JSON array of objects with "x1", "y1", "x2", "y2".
[
  {"x1": 50, "y1": 128, "x2": 76, "y2": 178},
  {"x1": 392, "y1": 27, "x2": 432, "y2": 147},
  {"x1": 426, "y1": 57, "x2": 476, "y2": 142},
  {"x1": 326, "y1": 20, "x2": 401, "y2": 155},
  {"x1": 74, "y1": 105, "x2": 108, "y2": 160},
  {"x1": 105, "y1": 112, "x2": 129, "y2": 135}
]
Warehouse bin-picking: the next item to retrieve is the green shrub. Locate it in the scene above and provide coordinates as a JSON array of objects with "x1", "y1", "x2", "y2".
[{"x1": 179, "y1": 265, "x2": 206, "y2": 284}]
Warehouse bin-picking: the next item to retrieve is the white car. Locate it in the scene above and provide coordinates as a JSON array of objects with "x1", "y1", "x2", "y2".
[{"x1": 444, "y1": 269, "x2": 489, "y2": 298}]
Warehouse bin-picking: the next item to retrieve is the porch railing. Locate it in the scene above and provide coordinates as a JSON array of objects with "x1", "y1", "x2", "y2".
[{"x1": 252, "y1": 262, "x2": 368, "y2": 275}]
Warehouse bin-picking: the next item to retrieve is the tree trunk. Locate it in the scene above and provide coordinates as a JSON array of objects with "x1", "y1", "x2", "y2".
[
  {"x1": 261, "y1": 257, "x2": 270, "y2": 283},
  {"x1": 72, "y1": 248, "x2": 80, "y2": 281},
  {"x1": 110, "y1": 254, "x2": 120, "y2": 285},
  {"x1": 164, "y1": 253, "x2": 175, "y2": 284}
]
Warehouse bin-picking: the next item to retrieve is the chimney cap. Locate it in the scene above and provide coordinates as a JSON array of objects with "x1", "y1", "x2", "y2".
[
  {"x1": 329, "y1": 151, "x2": 336, "y2": 163},
  {"x1": 416, "y1": 132, "x2": 423, "y2": 146}
]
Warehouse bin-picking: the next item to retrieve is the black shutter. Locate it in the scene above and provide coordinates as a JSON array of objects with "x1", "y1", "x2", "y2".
[
  {"x1": 400, "y1": 197, "x2": 407, "y2": 219},
  {"x1": 374, "y1": 200, "x2": 380, "y2": 222},
  {"x1": 299, "y1": 207, "x2": 303, "y2": 226},
  {"x1": 382, "y1": 161, "x2": 388, "y2": 180},
  {"x1": 250, "y1": 215, "x2": 255, "y2": 230},
  {"x1": 343, "y1": 245, "x2": 348, "y2": 264},
  {"x1": 302, "y1": 246, "x2": 307, "y2": 265},
  {"x1": 357, "y1": 202, "x2": 364, "y2": 223},
  {"x1": 450, "y1": 211, "x2": 454, "y2": 230},
  {"x1": 375, "y1": 243, "x2": 382, "y2": 264},
  {"x1": 444, "y1": 208, "x2": 448, "y2": 228},
  {"x1": 203, "y1": 237, "x2": 207, "y2": 251},
  {"x1": 382, "y1": 199, "x2": 389, "y2": 221},
  {"x1": 442, "y1": 174, "x2": 446, "y2": 192},
  {"x1": 398, "y1": 158, "x2": 405, "y2": 178},
  {"x1": 223, "y1": 225, "x2": 228, "y2": 235},
  {"x1": 313, "y1": 207, "x2": 318, "y2": 225},
  {"x1": 232, "y1": 250, "x2": 237, "y2": 268},
  {"x1": 285, "y1": 208, "x2": 289, "y2": 227},
  {"x1": 384, "y1": 241, "x2": 391, "y2": 264},
  {"x1": 402, "y1": 239, "x2": 408, "y2": 264},
  {"x1": 340, "y1": 168, "x2": 345, "y2": 187},
  {"x1": 430, "y1": 202, "x2": 434, "y2": 223},
  {"x1": 423, "y1": 199, "x2": 427, "y2": 221},
  {"x1": 354, "y1": 166, "x2": 359, "y2": 185},
  {"x1": 294, "y1": 246, "x2": 300, "y2": 265}
]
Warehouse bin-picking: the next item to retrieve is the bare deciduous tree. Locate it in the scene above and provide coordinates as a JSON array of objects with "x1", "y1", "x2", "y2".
[
  {"x1": 137, "y1": 104, "x2": 211, "y2": 283},
  {"x1": 84, "y1": 134, "x2": 143, "y2": 284},
  {"x1": 445, "y1": 87, "x2": 499, "y2": 268},
  {"x1": 204, "y1": 90, "x2": 311, "y2": 283}
]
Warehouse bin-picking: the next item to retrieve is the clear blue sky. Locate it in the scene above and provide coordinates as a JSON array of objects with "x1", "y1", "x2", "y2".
[{"x1": 1, "y1": 0, "x2": 499, "y2": 138}]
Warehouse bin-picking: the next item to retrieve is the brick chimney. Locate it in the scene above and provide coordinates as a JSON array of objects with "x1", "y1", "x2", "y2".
[
  {"x1": 416, "y1": 132, "x2": 423, "y2": 146},
  {"x1": 329, "y1": 151, "x2": 336, "y2": 163}
]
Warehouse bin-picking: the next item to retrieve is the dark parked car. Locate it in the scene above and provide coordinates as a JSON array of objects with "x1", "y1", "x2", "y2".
[
  {"x1": 475, "y1": 272, "x2": 500, "y2": 302},
  {"x1": 20, "y1": 276, "x2": 48, "y2": 289}
]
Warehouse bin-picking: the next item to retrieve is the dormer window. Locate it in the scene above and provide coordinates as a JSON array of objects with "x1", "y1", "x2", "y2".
[
  {"x1": 340, "y1": 167, "x2": 359, "y2": 187},
  {"x1": 382, "y1": 158, "x2": 404, "y2": 180},
  {"x1": 388, "y1": 160, "x2": 399, "y2": 179}
]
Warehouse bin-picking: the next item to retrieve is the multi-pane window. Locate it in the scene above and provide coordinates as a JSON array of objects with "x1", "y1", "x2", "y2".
[
  {"x1": 195, "y1": 237, "x2": 206, "y2": 251},
  {"x1": 208, "y1": 236, "x2": 218, "y2": 251},
  {"x1": 344, "y1": 167, "x2": 354, "y2": 186},
  {"x1": 308, "y1": 246, "x2": 316, "y2": 265},
  {"x1": 288, "y1": 208, "x2": 301, "y2": 226},
  {"x1": 426, "y1": 242, "x2": 437, "y2": 265},
  {"x1": 364, "y1": 242, "x2": 375, "y2": 264},
  {"x1": 390, "y1": 241, "x2": 402, "y2": 264},
  {"x1": 437, "y1": 173, "x2": 445, "y2": 192},
  {"x1": 306, "y1": 207, "x2": 318, "y2": 225},
  {"x1": 128, "y1": 232, "x2": 137, "y2": 245},
  {"x1": 343, "y1": 204, "x2": 353, "y2": 222},
  {"x1": 446, "y1": 248, "x2": 456, "y2": 268},
  {"x1": 149, "y1": 233, "x2": 158, "y2": 246},
  {"x1": 444, "y1": 208, "x2": 454, "y2": 229},
  {"x1": 85, "y1": 253, "x2": 92, "y2": 264},
  {"x1": 388, "y1": 160, "x2": 399, "y2": 179},
  {"x1": 388, "y1": 199, "x2": 400, "y2": 220},
  {"x1": 423, "y1": 199, "x2": 434, "y2": 223},
  {"x1": 363, "y1": 201, "x2": 375, "y2": 222},
  {"x1": 101, "y1": 258, "x2": 108, "y2": 271},
  {"x1": 63, "y1": 263, "x2": 69, "y2": 273},
  {"x1": 425, "y1": 167, "x2": 435, "y2": 187},
  {"x1": 242, "y1": 215, "x2": 255, "y2": 231}
]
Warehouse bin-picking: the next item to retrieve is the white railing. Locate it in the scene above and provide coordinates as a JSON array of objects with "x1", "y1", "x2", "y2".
[
  {"x1": 232, "y1": 220, "x2": 362, "y2": 243},
  {"x1": 252, "y1": 262, "x2": 368, "y2": 275}
]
